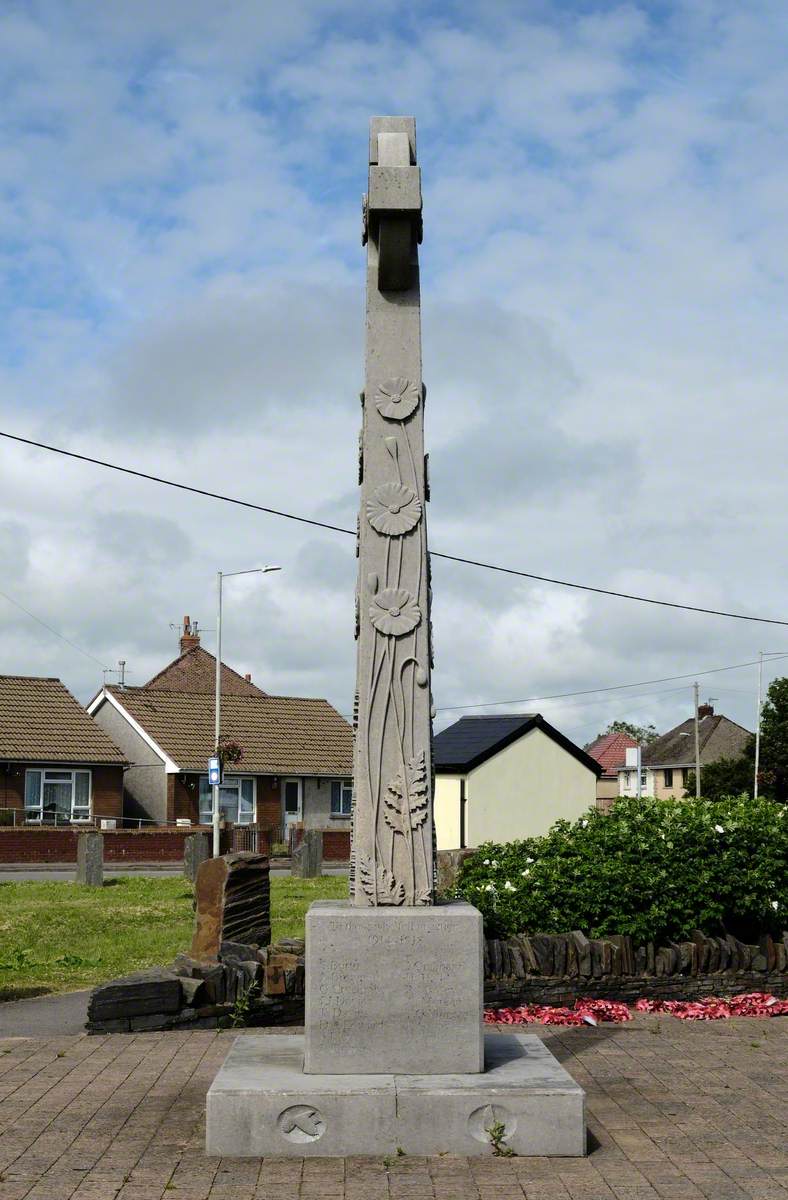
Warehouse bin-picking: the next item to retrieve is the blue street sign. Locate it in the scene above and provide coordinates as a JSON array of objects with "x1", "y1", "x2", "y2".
[{"x1": 208, "y1": 756, "x2": 221, "y2": 786}]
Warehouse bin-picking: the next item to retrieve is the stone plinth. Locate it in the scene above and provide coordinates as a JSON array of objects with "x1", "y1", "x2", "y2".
[
  {"x1": 191, "y1": 852, "x2": 270, "y2": 960},
  {"x1": 292, "y1": 830, "x2": 323, "y2": 879},
  {"x1": 206, "y1": 1032, "x2": 585, "y2": 1158},
  {"x1": 304, "y1": 900, "x2": 483, "y2": 1075},
  {"x1": 76, "y1": 832, "x2": 103, "y2": 886}
]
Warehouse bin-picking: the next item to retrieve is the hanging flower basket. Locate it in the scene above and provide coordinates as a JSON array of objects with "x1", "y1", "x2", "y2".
[{"x1": 215, "y1": 737, "x2": 244, "y2": 770}]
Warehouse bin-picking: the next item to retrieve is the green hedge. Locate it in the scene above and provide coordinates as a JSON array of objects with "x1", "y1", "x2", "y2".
[{"x1": 455, "y1": 795, "x2": 788, "y2": 945}]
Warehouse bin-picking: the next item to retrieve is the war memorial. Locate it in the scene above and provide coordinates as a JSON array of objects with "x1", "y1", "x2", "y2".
[{"x1": 205, "y1": 117, "x2": 586, "y2": 1159}]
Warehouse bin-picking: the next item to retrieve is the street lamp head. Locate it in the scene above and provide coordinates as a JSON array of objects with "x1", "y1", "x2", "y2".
[{"x1": 262, "y1": 565, "x2": 282, "y2": 573}]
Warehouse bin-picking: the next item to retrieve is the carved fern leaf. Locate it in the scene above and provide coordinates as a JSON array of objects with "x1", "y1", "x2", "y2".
[
  {"x1": 358, "y1": 855, "x2": 405, "y2": 905},
  {"x1": 384, "y1": 750, "x2": 429, "y2": 834}
]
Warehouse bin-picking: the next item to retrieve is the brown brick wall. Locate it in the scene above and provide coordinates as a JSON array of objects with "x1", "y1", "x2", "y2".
[
  {"x1": 0, "y1": 763, "x2": 124, "y2": 820},
  {"x1": 322, "y1": 830, "x2": 350, "y2": 860},
  {"x1": 0, "y1": 826, "x2": 208, "y2": 863}
]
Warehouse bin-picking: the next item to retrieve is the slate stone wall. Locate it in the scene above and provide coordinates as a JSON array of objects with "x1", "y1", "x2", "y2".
[
  {"x1": 86, "y1": 939, "x2": 305, "y2": 1033},
  {"x1": 483, "y1": 929, "x2": 788, "y2": 1006}
]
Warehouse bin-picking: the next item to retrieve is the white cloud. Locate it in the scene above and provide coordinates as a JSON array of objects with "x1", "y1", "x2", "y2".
[{"x1": 0, "y1": 0, "x2": 786, "y2": 750}]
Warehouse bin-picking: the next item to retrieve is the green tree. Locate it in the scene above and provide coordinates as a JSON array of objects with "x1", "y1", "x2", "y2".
[
  {"x1": 592, "y1": 719, "x2": 659, "y2": 747},
  {"x1": 759, "y1": 676, "x2": 788, "y2": 802},
  {"x1": 686, "y1": 744, "x2": 754, "y2": 802}
]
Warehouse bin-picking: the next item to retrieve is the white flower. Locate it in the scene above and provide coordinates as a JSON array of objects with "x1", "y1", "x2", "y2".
[
  {"x1": 504, "y1": 881, "x2": 516, "y2": 892},
  {"x1": 521, "y1": 869, "x2": 530, "y2": 877},
  {"x1": 484, "y1": 883, "x2": 496, "y2": 893},
  {"x1": 526, "y1": 856, "x2": 534, "y2": 864},
  {"x1": 483, "y1": 859, "x2": 490, "y2": 866},
  {"x1": 491, "y1": 859, "x2": 499, "y2": 868},
  {"x1": 714, "y1": 824, "x2": 725, "y2": 834},
  {"x1": 581, "y1": 819, "x2": 588, "y2": 828},
  {"x1": 771, "y1": 900, "x2": 779, "y2": 911}
]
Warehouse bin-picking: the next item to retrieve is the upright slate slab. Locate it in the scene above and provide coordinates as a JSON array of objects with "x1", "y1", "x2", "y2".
[
  {"x1": 76, "y1": 831, "x2": 103, "y2": 886},
  {"x1": 192, "y1": 852, "x2": 270, "y2": 959},
  {"x1": 292, "y1": 830, "x2": 323, "y2": 879}
]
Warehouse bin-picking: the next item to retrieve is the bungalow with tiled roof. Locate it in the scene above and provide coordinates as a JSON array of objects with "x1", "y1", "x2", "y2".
[
  {"x1": 87, "y1": 619, "x2": 353, "y2": 840},
  {"x1": 0, "y1": 675, "x2": 126, "y2": 825},
  {"x1": 584, "y1": 730, "x2": 638, "y2": 810}
]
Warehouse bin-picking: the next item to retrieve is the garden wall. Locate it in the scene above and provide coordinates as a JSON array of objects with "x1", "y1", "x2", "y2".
[
  {"x1": 483, "y1": 929, "x2": 788, "y2": 1006},
  {"x1": 0, "y1": 826, "x2": 208, "y2": 864}
]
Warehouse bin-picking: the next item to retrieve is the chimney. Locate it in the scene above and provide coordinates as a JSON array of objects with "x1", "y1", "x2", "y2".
[
  {"x1": 180, "y1": 615, "x2": 200, "y2": 655},
  {"x1": 698, "y1": 703, "x2": 714, "y2": 719},
  {"x1": 244, "y1": 673, "x2": 252, "y2": 682}
]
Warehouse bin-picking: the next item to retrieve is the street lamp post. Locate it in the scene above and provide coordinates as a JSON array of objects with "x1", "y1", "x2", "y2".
[{"x1": 212, "y1": 565, "x2": 281, "y2": 857}]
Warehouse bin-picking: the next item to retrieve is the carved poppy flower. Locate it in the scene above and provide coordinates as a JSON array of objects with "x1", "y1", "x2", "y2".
[
  {"x1": 374, "y1": 377, "x2": 420, "y2": 421},
  {"x1": 369, "y1": 587, "x2": 421, "y2": 636},
  {"x1": 366, "y1": 482, "x2": 422, "y2": 536}
]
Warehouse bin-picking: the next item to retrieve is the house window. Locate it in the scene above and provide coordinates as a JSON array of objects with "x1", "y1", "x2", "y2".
[
  {"x1": 682, "y1": 768, "x2": 690, "y2": 786},
  {"x1": 25, "y1": 769, "x2": 91, "y2": 824},
  {"x1": 664, "y1": 768, "x2": 673, "y2": 788},
  {"x1": 198, "y1": 776, "x2": 255, "y2": 825},
  {"x1": 331, "y1": 779, "x2": 353, "y2": 817}
]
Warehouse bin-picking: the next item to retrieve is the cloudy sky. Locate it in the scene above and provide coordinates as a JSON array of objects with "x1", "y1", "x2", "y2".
[{"x1": 2, "y1": 0, "x2": 787, "y2": 745}]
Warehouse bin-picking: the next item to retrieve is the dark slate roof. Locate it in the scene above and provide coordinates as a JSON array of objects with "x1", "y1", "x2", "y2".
[
  {"x1": 641, "y1": 714, "x2": 752, "y2": 768},
  {"x1": 0, "y1": 675, "x2": 126, "y2": 765},
  {"x1": 433, "y1": 714, "x2": 601, "y2": 776}
]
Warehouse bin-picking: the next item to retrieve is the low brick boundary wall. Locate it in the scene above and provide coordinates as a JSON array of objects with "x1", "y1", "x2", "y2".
[
  {"x1": 484, "y1": 929, "x2": 788, "y2": 1006},
  {"x1": 0, "y1": 827, "x2": 210, "y2": 864}
]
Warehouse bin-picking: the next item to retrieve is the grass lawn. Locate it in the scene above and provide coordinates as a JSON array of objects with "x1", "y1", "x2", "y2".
[{"x1": 0, "y1": 874, "x2": 347, "y2": 1002}]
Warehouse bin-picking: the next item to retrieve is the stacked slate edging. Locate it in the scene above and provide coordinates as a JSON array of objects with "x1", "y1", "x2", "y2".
[
  {"x1": 86, "y1": 938, "x2": 306, "y2": 1033},
  {"x1": 484, "y1": 929, "x2": 788, "y2": 1007}
]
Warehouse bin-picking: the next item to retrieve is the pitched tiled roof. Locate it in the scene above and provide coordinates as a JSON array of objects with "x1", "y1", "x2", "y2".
[
  {"x1": 143, "y1": 646, "x2": 266, "y2": 696},
  {"x1": 585, "y1": 731, "x2": 639, "y2": 779},
  {"x1": 433, "y1": 713, "x2": 601, "y2": 776},
  {"x1": 105, "y1": 686, "x2": 353, "y2": 775},
  {"x1": 640, "y1": 714, "x2": 752, "y2": 769},
  {"x1": 0, "y1": 675, "x2": 126, "y2": 764}
]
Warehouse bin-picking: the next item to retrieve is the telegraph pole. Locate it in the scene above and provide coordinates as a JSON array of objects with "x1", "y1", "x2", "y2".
[
  {"x1": 693, "y1": 681, "x2": 701, "y2": 798},
  {"x1": 754, "y1": 651, "x2": 763, "y2": 799}
]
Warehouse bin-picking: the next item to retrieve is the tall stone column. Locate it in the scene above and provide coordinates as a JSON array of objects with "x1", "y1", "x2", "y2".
[{"x1": 352, "y1": 117, "x2": 433, "y2": 907}]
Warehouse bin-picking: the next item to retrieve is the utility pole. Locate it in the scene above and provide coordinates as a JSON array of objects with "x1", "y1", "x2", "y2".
[
  {"x1": 693, "y1": 681, "x2": 701, "y2": 798},
  {"x1": 754, "y1": 650, "x2": 763, "y2": 799},
  {"x1": 636, "y1": 743, "x2": 642, "y2": 799},
  {"x1": 213, "y1": 570, "x2": 223, "y2": 858}
]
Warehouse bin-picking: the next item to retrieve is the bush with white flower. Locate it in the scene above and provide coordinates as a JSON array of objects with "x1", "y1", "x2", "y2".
[{"x1": 456, "y1": 794, "x2": 788, "y2": 945}]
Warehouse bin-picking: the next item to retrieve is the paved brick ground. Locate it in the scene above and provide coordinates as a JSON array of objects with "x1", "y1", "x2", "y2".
[{"x1": 1, "y1": 1016, "x2": 786, "y2": 1199}]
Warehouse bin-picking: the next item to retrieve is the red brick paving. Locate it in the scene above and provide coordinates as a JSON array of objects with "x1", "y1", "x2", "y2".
[{"x1": 0, "y1": 1016, "x2": 786, "y2": 1199}]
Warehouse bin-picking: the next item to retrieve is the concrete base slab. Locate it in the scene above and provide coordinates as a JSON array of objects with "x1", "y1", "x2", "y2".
[
  {"x1": 206, "y1": 1032, "x2": 586, "y2": 1158},
  {"x1": 304, "y1": 900, "x2": 484, "y2": 1074}
]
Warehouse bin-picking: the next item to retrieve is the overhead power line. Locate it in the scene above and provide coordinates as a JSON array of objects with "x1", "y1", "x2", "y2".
[
  {"x1": 435, "y1": 653, "x2": 788, "y2": 713},
  {"x1": 2, "y1": 428, "x2": 787, "y2": 627},
  {"x1": 0, "y1": 587, "x2": 108, "y2": 669}
]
